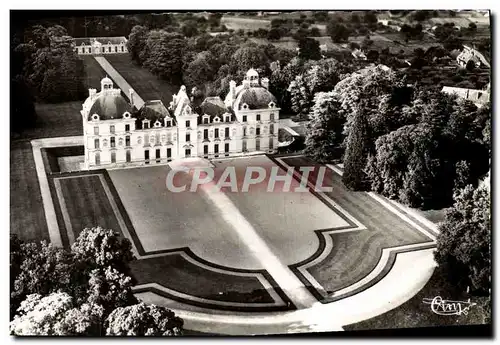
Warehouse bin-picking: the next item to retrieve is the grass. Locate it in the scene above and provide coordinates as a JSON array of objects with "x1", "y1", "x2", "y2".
[
  {"x1": 105, "y1": 55, "x2": 177, "y2": 107},
  {"x1": 81, "y1": 55, "x2": 109, "y2": 90},
  {"x1": 10, "y1": 141, "x2": 49, "y2": 242},
  {"x1": 221, "y1": 16, "x2": 271, "y2": 31},
  {"x1": 344, "y1": 265, "x2": 489, "y2": 330}
]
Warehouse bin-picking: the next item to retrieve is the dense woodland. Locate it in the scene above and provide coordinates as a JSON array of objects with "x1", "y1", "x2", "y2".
[{"x1": 10, "y1": 11, "x2": 492, "y2": 330}]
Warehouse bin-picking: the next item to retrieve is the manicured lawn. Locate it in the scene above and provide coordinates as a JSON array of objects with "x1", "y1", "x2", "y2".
[
  {"x1": 105, "y1": 55, "x2": 176, "y2": 107},
  {"x1": 10, "y1": 141, "x2": 49, "y2": 242},
  {"x1": 344, "y1": 265, "x2": 489, "y2": 330},
  {"x1": 221, "y1": 16, "x2": 271, "y2": 31},
  {"x1": 81, "y1": 55, "x2": 109, "y2": 90}
]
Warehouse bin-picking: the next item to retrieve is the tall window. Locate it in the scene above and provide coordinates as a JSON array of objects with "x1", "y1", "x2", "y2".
[
  {"x1": 110, "y1": 137, "x2": 115, "y2": 148},
  {"x1": 121, "y1": 46, "x2": 124, "y2": 52},
  {"x1": 256, "y1": 127, "x2": 261, "y2": 136},
  {"x1": 156, "y1": 149, "x2": 161, "y2": 163},
  {"x1": 94, "y1": 139, "x2": 100, "y2": 149},
  {"x1": 126, "y1": 150, "x2": 131, "y2": 162},
  {"x1": 94, "y1": 126, "x2": 99, "y2": 135},
  {"x1": 225, "y1": 127, "x2": 230, "y2": 138},
  {"x1": 242, "y1": 115, "x2": 247, "y2": 122},
  {"x1": 204, "y1": 129, "x2": 208, "y2": 140},
  {"x1": 111, "y1": 152, "x2": 116, "y2": 163},
  {"x1": 186, "y1": 133, "x2": 190, "y2": 142},
  {"x1": 204, "y1": 145, "x2": 209, "y2": 156},
  {"x1": 185, "y1": 148, "x2": 191, "y2": 157},
  {"x1": 108, "y1": 46, "x2": 111, "y2": 52},
  {"x1": 167, "y1": 148, "x2": 172, "y2": 160},
  {"x1": 256, "y1": 114, "x2": 261, "y2": 121},
  {"x1": 215, "y1": 128, "x2": 219, "y2": 138},
  {"x1": 214, "y1": 144, "x2": 219, "y2": 157},
  {"x1": 144, "y1": 150, "x2": 150, "y2": 164},
  {"x1": 256, "y1": 138, "x2": 260, "y2": 151},
  {"x1": 242, "y1": 140, "x2": 247, "y2": 152},
  {"x1": 102, "y1": 47, "x2": 105, "y2": 53},
  {"x1": 110, "y1": 125, "x2": 115, "y2": 134},
  {"x1": 125, "y1": 124, "x2": 130, "y2": 132},
  {"x1": 243, "y1": 127, "x2": 247, "y2": 136},
  {"x1": 270, "y1": 123, "x2": 274, "y2": 134},
  {"x1": 186, "y1": 120, "x2": 191, "y2": 128},
  {"x1": 270, "y1": 113, "x2": 275, "y2": 122},
  {"x1": 115, "y1": 46, "x2": 118, "y2": 52},
  {"x1": 269, "y1": 137, "x2": 274, "y2": 149},
  {"x1": 225, "y1": 143, "x2": 230, "y2": 156},
  {"x1": 95, "y1": 152, "x2": 100, "y2": 165},
  {"x1": 125, "y1": 136, "x2": 130, "y2": 147}
]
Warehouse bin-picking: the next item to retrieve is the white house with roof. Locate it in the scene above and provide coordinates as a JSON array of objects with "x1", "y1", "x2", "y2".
[
  {"x1": 73, "y1": 37, "x2": 128, "y2": 55},
  {"x1": 81, "y1": 69, "x2": 280, "y2": 169}
]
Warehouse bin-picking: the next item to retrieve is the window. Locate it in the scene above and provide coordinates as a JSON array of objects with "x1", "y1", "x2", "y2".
[
  {"x1": 94, "y1": 126, "x2": 99, "y2": 135},
  {"x1": 95, "y1": 152, "x2": 100, "y2": 165},
  {"x1": 110, "y1": 125, "x2": 115, "y2": 134},
  {"x1": 204, "y1": 129, "x2": 208, "y2": 140},
  {"x1": 256, "y1": 138, "x2": 260, "y2": 151},
  {"x1": 110, "y1": 137, "x2": 115, "y2": 148},
  {"x1": 186, "y1": 120, "x2": 191, "y2": 128},
  {"x1": 166, "y1": 120, "x2": 171, "y2": 127},
  {"x1": 108, "y1": 46, "x2": 111, "y2": 52},
  {"x1": 225, "y1": 143, "x2": 230, "y2": 156},
  {"x1": 94, "y1": 139, "x2": 100, "y2": 149},
  {"x1": 243, "y1": 127, "x2": 247, "y2": 136},
  {"x1": 125, "y1": 124, "x2": 130, "y2": 132},
  {"x1": 121, "y1": 46, "x2": 124, "y2": 52},
  {"x1": 144, "y1": 122, "x2": 149, "y2": 129},
  {"x1": 144, "y1": 150, "x2": 150, "y2": 164},
  {"x1": 126, "y1": 150, "x2": 131, "y2": 162},
  {"x1": 270, "y1": 113, "x2": 275, "y2": 122},
  {"x1": 88, "y1": 48, "x2": 91, "y2": 53},
  {"x1": 269, "y1": 137, "x2": 274, "y2": 149},
  {"x1": 215, "y1": 128, "x2": 219, "y2": 138},
  {"x1": 256, "y1": 114, "x2": 261, "y2": 121},
  {"x1": 225, "y1": 127, "x2": 230, "y2": 138},
  {"x1": 256, "y1": 127, "x2": 261, "y2": 136},
  {"x1": 185, "y1": 148, "x2": 191, "y2": 157},
  {"x1": 156, "y1": 149, "x2": 161, "y2": 163},
  {"x1": 242, "y1": 140, "x2": 247, "y2": 152},
  {"x1": 242, "y1": 115, "x2": 247, "y2": 122},
  {"x1": 111, "y1": 152, "x2": 116, "y2": 163},
  {"x1": 186, "y1": 133, "x2": 190, "y2": 142},
  {"x1": 270, "y1": 123, "x2": 274, "y2": 134},
  {"x1": 115, "y1": 46, "x2": 118, "y2": 52},
  {"x1": 203, "y1": 117, "x2": 209, "y2": 124},
  {"x1": 125, "y1": 136, "x2": 130, "y2": 147},
  {"x1": 102, "y1": 47, "x2": 105, "y2": 53},
  {"x1": 204, "y1": 145, "x2": 209, "y2": 156},
  {"x1": 214, "y1": 144, "x2": 219, "y2": 157},
  {"x1": 167, "y1": 148, "x2": 172, "y2": 160}
]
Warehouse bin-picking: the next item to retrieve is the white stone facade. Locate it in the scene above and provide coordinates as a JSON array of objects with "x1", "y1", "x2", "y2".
[
  {"x1": 73, "y1": 37, "x2": 128, "y2": 55},
  {"x1": 81, "y1": 70, "x2": 280, "y2": 170}
]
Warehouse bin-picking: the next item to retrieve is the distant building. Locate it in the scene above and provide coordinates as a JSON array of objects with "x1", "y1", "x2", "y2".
[
  {"x1": 456, "y1": 45, "x2": 482, "y2": 68},
  {"x1": 73, "y1": 37, "x2": 128, "y2": 55},
  {"x1": 441, "y1": 83, "x2": 490, "y2": 107},
  {"x1": 81, "y1": 69, "x2": 280, "y2": 169}
]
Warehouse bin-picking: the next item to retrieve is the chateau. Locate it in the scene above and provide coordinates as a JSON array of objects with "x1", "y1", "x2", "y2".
[
  {"x1": 73, "y1": 37, "x2": 128, "y2": 55},
  {"x1": 81, "y1": 69, "x2": 280, "y2": 169}
]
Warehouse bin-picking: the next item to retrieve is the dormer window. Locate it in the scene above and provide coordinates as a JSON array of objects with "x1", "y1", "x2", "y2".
[
  {"x1": 213, "y1": 117, "x2": 220, "y2": 123},
  {"x1": 92, "y1": 114, "x2": 100, "y2": 121},
  {"x1": 256, "y1": 114, "x2": 261, "y2": 121},
  {"x1": 224, "y1": 114, "x2": 231, "y2": 122},
  {"x1": 154, "y1": 121, "x2": 162, "y2": 128},
  {"x1": 203, "y1": 115, "x2": 210, "y2": 124},
  {"x1": 242, "y1": 103, "x2": 249, "y2": 110},
  {"x1": 143, "y1": 120, "x2": 150, "y2": 129},
  {"x1": 123, "y1": 112, "x2": 131, "y2": 119},
  {"x1": 165, "y1": 119, "x2": 172, "y2": 127},
  {"x1": 186, "y1": 120, "x2": 191, "y2": 128},
  {"x1": 268, "y1": 102, "x2": 276, "y2": 108}
]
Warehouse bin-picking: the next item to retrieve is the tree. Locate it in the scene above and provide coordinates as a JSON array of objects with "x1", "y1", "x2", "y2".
[
  {"x1": 435, "y1": 184, "x2": 491, "y2": 293},
  {"x1": 230, "y1": 45, "x2": 270, "y2": 75},
  {"x1": 106, "y1": 303, "x2": 183, "y2": 336},
  {"x1": 183, "y1": 51, "x2": 217, "y2": 89},
  {"x1": 143, "y1": 31, "x2": 187, "y2": 84},
  {"x1": 304, "y1": 91, "x2": 345, "y2": 161},
  {"x1": 267, "y1": 27, "x2": 282, "y2": 41},
  {"x1": 298, "y1": 37, "x2": 321, "y2": 61},
  {"x1": 327, "y1": 22, "x2": 351, "y2": 43},
  {"x1": 10, "y1": 292, "x2": 103, "y2": 336},
  {"x1": 127, "y1": 25, "x2": 149, "y2": 65},
  {"x1": 342, "y1": 104, "x2": 371, "y2": 190}
]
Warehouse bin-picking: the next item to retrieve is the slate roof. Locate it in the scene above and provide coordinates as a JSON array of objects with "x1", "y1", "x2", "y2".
[
  {"x1": 88, "y1": 93, "x2": 133, "y2": 121},
  {"x1": 136, "y1": 100, "x2": 172, "y2": 123},
  {"x1": 233, "y1": 86, "x2": 278, "y2": 110},
  {"x1": 73, "y1": 37, "x2": 128, "y2": 46},
  {"x1": 197, "y1": 97, "x2": 235, "y2": 124}
]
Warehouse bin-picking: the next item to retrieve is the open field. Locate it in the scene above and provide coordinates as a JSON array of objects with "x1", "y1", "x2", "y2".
[
  {"x1": 81, "y1": 55, "x2": 109, "y2": 90},
  {"x1": 221, "y1": 16, "x2": 271, "y2": 31},
  {"x1": 10, "y1": 141, "x2": 49, "y2": 242},
  {"x1": 105, "y1": 55, "x2": 177, "y2": 107}
]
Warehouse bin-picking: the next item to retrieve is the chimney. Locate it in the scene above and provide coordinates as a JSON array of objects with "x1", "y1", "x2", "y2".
[
  {"x1": 261, "y1": 77, "x2": 269, "y2": 90},
  {"x1": 129, "y1": 89, "x2": 134, "y2": 106}
]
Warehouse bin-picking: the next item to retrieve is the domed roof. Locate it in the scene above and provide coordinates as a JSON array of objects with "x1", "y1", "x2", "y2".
[
  {"x1": 233, "y1": 86, "x2": 278, "y2": 110},
  {"x1": 246, "y1": 68, "x2": 259, "y2": 78},
  {"x1": 88, "y1": 93, "x2": 133, "y2": 120},
  {"x1": 101, "y1": 76, "x2": 113, "y2": 84}
]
